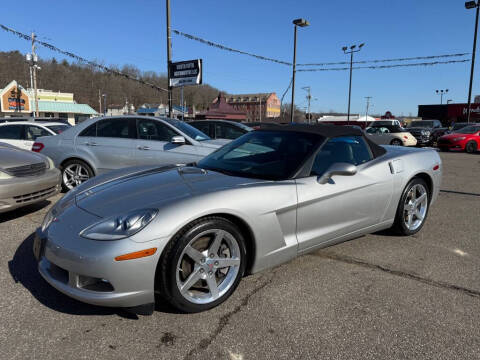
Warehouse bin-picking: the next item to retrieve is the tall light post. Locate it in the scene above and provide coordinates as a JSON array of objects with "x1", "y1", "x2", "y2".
[
  {"x1": 102, "y1": 94, "x2": 107, "y2": 116},
  {"x1": 436, "y1": 89, "x2": 449, "y2": 104},
  {"x1": 342, "y1": 43, "x2": 365, "y2": 125},
  {"x1": 465, "y1": 1, "x2": 480, "y2": 123},
  {"x1": 290, "y1": 18, "x2": 309, "y2": 124},
  {"x1": 365, "y1": 96, "x2": 372, "y2": 128}
]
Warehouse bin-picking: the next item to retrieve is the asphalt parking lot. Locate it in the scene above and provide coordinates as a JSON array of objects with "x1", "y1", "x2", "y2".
[{"x1": 1, "y1": 151, "x2": 479, "y2": 360}]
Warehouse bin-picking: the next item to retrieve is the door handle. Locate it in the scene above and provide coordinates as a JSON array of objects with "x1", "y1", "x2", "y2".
[
  {"x1": 137, "y1": 145, "x2": 150, "y2": 150},
  {"x1": 85, "y1": 142, "x2": 98, "y2": 146}
]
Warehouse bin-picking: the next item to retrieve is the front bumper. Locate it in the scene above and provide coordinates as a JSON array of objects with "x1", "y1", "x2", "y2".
[
  {"x1": 437, "y1": 141, "x2": 464, "y2": 151},
  {"x1": 0, "y1": 168, "x2": 61, "y2": 213},
  {"x1": 413, "y1": 135, "x2": 432, "y2": 146},
  {"x1": 35, "y1": 207, "x2": 170, "y2": 308}
]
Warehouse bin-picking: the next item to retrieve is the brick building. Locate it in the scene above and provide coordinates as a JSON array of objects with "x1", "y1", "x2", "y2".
[{"x1": 221, "y1": 92, "x2": 281, "y2": 122}]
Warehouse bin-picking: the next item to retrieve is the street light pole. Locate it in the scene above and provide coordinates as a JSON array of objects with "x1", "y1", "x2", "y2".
[
  {"x1": 365, "y1": 96, "x2": 372, "y2": 129},
  {"x1": 166, "y1": 0, "x2": 173, "y2": 118},
  {"x1": 436, "y1": 89, "x2": 449, "y2": 104},
  {"x1": 302, "y1": 86, "x2": 311, "y2": 124},
  {"x1": 465, "y1": 1, "x2": 480, "y2": 123},
  {"x1": 342, "y1": 43, "x2": 365, "y2": 125},
  {"x1": 290, "y1": 18, "x2": 309, "y2": 124}
]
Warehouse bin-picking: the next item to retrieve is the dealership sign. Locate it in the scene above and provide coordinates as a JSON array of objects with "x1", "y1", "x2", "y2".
[
  {"x1": 169, "y1": 59, "x2": 202, "y2": 87},
  {"x1": 0, "y1": 80, "x2": 30, "y2": 113}
]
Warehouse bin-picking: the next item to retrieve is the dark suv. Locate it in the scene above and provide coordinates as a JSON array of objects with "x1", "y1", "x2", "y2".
[{"x1": 406, "y1": 120, "x2": 448, "y2": 146}]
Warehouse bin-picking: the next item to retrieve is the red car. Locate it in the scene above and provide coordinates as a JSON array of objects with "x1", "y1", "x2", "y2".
[{"x1": 437, "y1": 124, "x2": 480, "y2": 153}]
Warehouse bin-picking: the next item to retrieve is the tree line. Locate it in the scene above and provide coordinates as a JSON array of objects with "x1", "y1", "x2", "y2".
[{"x1": 0, "y1": 51, "x2": 220, "y2": 112}]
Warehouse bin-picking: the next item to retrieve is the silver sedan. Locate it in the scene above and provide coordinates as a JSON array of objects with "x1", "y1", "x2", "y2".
[
  {"x1": 35, "y1": 125, "x2": 441, "y2": 313},
  {"x1": 33, "y1": 116, "x2": 229, "y2": 191},
  {"x1": 0, "y1": 142, "x2": 60, "y2": 213}
]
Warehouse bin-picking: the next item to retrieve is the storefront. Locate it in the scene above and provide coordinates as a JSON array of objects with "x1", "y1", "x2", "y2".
[
  {"x1": 0, "y1": 80, "x2": 98, "y2": 125},
  {"x1": 418, "y1": 103, "x2": 480, "y2": 125}
]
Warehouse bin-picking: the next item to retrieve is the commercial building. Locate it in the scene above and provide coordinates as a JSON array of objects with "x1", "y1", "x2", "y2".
[
  {"x1": 196, "y1": 93, "x2": 246, "y2": 121},
  {"x1": 418, "y1": 103, "x2": 480, "y2": 125},
  {"x1": 0, "y1": 80, "x2": 97, "y2": 125},
  {"x1": 223, "y1": 92, "x2": 281, "y2": 122}
]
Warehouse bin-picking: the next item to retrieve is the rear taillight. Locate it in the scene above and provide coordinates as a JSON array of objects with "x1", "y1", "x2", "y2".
[
  {"x1": 32, "y1": 142, "x2": 44, "y2": 152},
  {"x1": 403, "y1": 136, "x2": 408, "y2": 139}
]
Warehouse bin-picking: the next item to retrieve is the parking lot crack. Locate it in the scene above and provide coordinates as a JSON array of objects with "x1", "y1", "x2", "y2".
[
  {"x1": 184, "y1": 271, "x2": 276, "y2": 360},
  {"x1": 313, "y1": 252, "x2": 480, "y2": 299}
]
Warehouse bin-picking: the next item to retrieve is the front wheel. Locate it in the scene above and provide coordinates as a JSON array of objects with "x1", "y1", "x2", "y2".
[
  {"x1": 158, "y1": 217, "x2": 247, "y2": 313},
  {"x1": 391, "y1": 178, "x2": 429, "y2": 236},
  {"x1": 465, "y1": 141, "x2": 478, "y2": 153}
]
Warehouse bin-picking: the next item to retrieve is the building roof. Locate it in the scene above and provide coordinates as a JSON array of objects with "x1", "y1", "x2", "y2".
[
  {"x1": 199, "y1": 93, "x2": 246, "y2": 121},
  {"x1": 30, "y1": 101, "x2": 97, "y2": 115},
  {"x1": 225, "y1": 93, "x2": 275, "y2": 103}
]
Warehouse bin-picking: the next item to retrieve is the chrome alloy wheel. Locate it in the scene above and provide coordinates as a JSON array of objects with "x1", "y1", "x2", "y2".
[
  {"x1": 175, "y1": 229, "x2": 241, "y2": 305},
  {"x1": 403, "y1": 183, "x2": 428, "y2": 231},
  {"x1": 62, "y1": 163, "x2": 91, "y2": 189}
]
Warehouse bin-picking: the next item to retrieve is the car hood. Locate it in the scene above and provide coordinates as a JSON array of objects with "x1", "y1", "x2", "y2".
[
  {"x1": 440, "y1": 133, "x2": 472, "y2": 140},
  {"x1": 0, "y1": 143, "x2": 47, "y2": 168},
  {"x1": 74, "y1": 165, "x2": 258, "y2": 218}
]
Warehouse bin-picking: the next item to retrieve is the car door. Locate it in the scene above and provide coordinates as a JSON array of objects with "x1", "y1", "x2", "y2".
[
  {"x1": 134, "y1": 118, "x2": 204, "y2": 166},
  {"x1": 25, "y1": 125, "x2": 53, "y2": 150},
  {"x1": 76, "y1": 118, "x2": 136, "y2": 174},
  {"x1": 296, "y1": 136, "x2": 394, "y2": 252},
  {"x1": 0, "y1": 124, "x2": 29, "y2": 150}
]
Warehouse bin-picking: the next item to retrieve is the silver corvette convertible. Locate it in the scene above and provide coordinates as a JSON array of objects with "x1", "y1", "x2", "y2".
[{"x1": 34, "y1": 125, "x2": 441, "y2": 313}]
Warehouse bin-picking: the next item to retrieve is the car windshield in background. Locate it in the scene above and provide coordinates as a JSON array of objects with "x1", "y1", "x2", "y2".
[
  {"x1": 46, "y1": 124, "x2": 70, "y2": 134},
  {"x1": 408, "y1": 121, "x2": 433, "y2": 128},
  {"x1": 371, "y1": 125, "x2": 405, "y2": 133},
  {"x1": 164, "y1": 118, "x2": 211, "y2": 141},
  {"x1": 197, "y1": 130, "x2": 323, "y2": 180},
  {"x1": 452, "y1": 123, "x2": 469, "y2": 131},
  {"x1": 457, "y1": 125, "x2": 480, "y2": 134}
]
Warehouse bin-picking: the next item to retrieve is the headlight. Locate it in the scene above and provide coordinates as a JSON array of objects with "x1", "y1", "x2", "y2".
[
  {"x1": 0, "y1": 170, "x2": 12, "y2": 180},
  {"x1": 80, "y1": 208, "x2": 158, "y2": 240},
  {"x1": 45, "y1": 156, "x2": 55, "y2": 169},
  {"x1": 41, "y1": 208, "x2": 55, "y2": 232},
  {"x1": 453, "y1": 137, "x2": 466, "y2": 141},
  {"x1": 421, "y1": 130, "x2": 431, "y2": 136}
]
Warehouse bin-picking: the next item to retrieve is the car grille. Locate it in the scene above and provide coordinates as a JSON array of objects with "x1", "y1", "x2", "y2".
[
  {"x1": 13, "y1": 186, "x2": 57, "y2": 203},
  {"x1": 5, "y1": 162, "x2": 46, "y2": 177}
]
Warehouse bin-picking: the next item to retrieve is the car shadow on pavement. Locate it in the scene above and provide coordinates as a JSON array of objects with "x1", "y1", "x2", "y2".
[
  {"x1": 8, "y1": 232, "x2": 181, "y2": 318},
  {"x1": 0, "y1": 200, "x2": 51, "y2": 224}
]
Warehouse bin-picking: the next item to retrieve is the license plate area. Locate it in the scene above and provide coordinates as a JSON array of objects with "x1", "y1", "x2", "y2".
[{"x1": 33, "y1": 234, "x2": 45, "y2": 261}]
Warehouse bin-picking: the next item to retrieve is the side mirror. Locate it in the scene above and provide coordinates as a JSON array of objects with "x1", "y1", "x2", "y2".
[
  {"x1": 171, "y1": 136, "x2": 186, "y2": 145},
  {"x1": 317, "y1": 162, "x2": 357, "y2": 184}
]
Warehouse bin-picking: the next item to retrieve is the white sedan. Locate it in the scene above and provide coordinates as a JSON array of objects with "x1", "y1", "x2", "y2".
[{"x1": 0, "y1": 121, "x2": 70, "y2": 150}]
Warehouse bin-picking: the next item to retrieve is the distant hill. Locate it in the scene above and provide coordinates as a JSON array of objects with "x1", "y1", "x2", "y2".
[{"x1": 0, "y1": 51, "x2": 220, "y2": 112}]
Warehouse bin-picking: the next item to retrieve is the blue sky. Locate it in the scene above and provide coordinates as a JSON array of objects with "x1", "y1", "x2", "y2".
[{"x1": 0, "y1": 0, "x2": 477, "y2": 115}]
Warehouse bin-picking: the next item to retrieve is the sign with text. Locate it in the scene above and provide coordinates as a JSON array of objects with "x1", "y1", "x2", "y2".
[
  {"x1": 1, "y1": 83, "x2": 30, "y2": 113},
  {"x1": 169, "y1": 59, "x2": 202, "y2": 87}
]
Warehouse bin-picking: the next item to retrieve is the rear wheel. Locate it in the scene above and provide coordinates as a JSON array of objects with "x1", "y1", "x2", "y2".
[
  {"x1": 61, "y1": 159, "x2": 94, "y2": 191},
  {"x1": 465, "y1": 141, "x2": 477, "y2": 153},
  {"x1": 390, "y1": 139, "x2": 403, "y2": 146},
  {"x1": 158, "y1": 217, "x2": 246, "y2": 313},
  {"x1": 391, "y1": 178, "x2": 429, "y2": 236}
]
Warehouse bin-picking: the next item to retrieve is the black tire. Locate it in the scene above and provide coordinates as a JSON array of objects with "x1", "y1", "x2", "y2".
[
  {"x1": 157, "y1": 217, "x2": 247, "y2": 313},
  {"x1": 60, "y1": 159, "x2": 94, "y2": 192},
  {"x1": 465, "y1": 141, "x2": 478, "y2": 153},
  {"x1": 390, "y1": 139, "x2": 403, "y2": 146},
  {"x1": 391, "y1": 178, "x2": 430, "y2": 236}
]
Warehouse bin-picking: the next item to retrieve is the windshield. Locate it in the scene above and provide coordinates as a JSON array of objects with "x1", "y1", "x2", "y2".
[
  {"x1": 408, "y1": 121, "x2": 433, "y2": 128},
  {"x1": 164, "y1": 118, "x2": 211, "y2": 141},
  {"x1": 456, "y1": 125, "x2": 480, "y2": 134},
  {"x1": 452, "y1": 123, "x2": 469, "y2": 131},
  {"x1": 369, "y1": 125, "x2": 405, "y2": 133},
  {"x1": 46, "y1": 124, "x2": 70, "y2": 134},
  {"x1": 197, "y1": 130, "x2": 323, "y2": 180}
]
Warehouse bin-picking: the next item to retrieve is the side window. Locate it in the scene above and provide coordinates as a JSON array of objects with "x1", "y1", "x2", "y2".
[
  {"x1": 311, "y1": 136, "x2": 373, "y2": 176},
  {"x1": 137, "y1": 119, "x2": 178, "y2": 142},
  {"x1": 79, "y1": 123, "x2": 97, "y2": 137},
  {"x1": 191, "y1": 122, "x2": 210, "y2": 137},
  {"x1": 216, "y1": 124, "x2": 244, "y2": 140},
  {"x1": 25, "y1": 126, "x2": 52, "y2": 140},
  {"x1": 0, "y1": 125, "x2": 24, "y2": 140},
  {"x1": 96, "y1": 118, "x2": 135, "y2": 139}
]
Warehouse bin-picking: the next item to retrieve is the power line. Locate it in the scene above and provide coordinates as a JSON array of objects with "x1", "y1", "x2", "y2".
[
  {"x1": 173, "y1": 29, "x2": 470, "y2": 69},
  {"x1": 297, "y1": 59, "x2": 470, "y2": 72},
  {"x1": 0, "y1": 24, "x2": 168, "y2": 92}
]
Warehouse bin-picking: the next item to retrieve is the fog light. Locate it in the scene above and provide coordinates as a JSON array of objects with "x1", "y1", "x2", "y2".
[{"x1": 78, "y1": 275, "x2": 114, "y2": 292}]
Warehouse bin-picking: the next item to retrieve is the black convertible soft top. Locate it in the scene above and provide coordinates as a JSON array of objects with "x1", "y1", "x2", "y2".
[{"x1": 257, "y1": 123, "x2": 386, "y2": 158}]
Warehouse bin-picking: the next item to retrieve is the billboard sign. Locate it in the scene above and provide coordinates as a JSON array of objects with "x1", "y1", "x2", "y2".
[
  {"x1": 1, "y1": 81, "x2": 31, "y2": 113},
  {"x1": 169, "y1": 59, "x2": 202, "y2": 87}
]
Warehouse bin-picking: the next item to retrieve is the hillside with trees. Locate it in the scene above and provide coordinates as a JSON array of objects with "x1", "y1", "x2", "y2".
[{"x1": 0, "y1": 51, "x2": 221, "y2": 112}]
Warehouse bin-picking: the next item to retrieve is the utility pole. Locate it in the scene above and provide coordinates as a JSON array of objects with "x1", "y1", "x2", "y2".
[
  {"x1": 465, "y1": 1, "x2": 480, "y2": 123},
  {"x1": 166, "y1": 0, "x2": 173, "y2": 118},
  {"x1": 98, "y1": 89, "x2": 102, "y2": 114},
  {"x1": 180, "y1": 86, "x2": 184, "y2": 121},
  {"x1": 302, "y1": 86, "x2": 311, "y2": 124},
  {"x1": 342, "y1": 43, "x2": 365, "y2": 125},
  {"x1": 31, "y1": 32, "x2": 39, "y2": 117},
  {"x1": 259, "y1": 96, "x2": 262, "y2": 122},
  {"x1": 365, "y1": 96, "x2": 372, "y2": 129}
]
